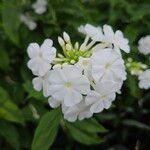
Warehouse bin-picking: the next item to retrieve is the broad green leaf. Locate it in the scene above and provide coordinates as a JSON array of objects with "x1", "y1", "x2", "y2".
[
  {"x1": 2, "y1": 0, "x2": 21, "y2": 46},
  {"x1": 32, "y1": 108, "x2": 61, "y2": 150},
  {"x1": 0, "y1": 86, "x2": 24, "y2": 124},
  {"x1": 66, "y1": 118, "x2": 104, "y2": 145},
  {"x1": 0, "y1": 121, "x2": 20, "y2": 150},
  {"x1": 70, "y1": 118, "x2": 107, "y2": 133}
]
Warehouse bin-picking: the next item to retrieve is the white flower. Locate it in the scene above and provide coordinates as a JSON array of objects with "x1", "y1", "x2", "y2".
[
  {"x1": 48, "y1": 66, "x2": 90, "y2": 107},
  {"x1": 78, "y1": 24, "x2": 103, "y2": 41},
  {"x1": 48, "y1": 96, "x2": 61, "y2": 108},
  {"x1": 75, "y1": 57, "x2": 91, "y2": 78},
  {"x1": 62, "y1": 100, "x2": 93, "y2": 122},
  {"x1": 138, "y1": 35, "x2": 150, "y2": 55},
  {"x1": 20, "y1": 14, "x2": 37, "y2": 30},
  {"x1": 102, "y1": 24, "x2": 130, "y2": 53},
  {"x1": 91, "y1": 48, "x2": 126, "y2": 84},
  {"x1": 32, "y1": 0, "x2": 47, "y2": 14},
  {"x1": 85, "y1": 81, "x2": 117, "y2": 113},
  {"x1": 32, "y1": 71, "x2": 51, "y2": 97},
  {"x1": 138, "y1": 69, "x2": 150, "y2": 89},
  {"x1": 27, "y1": 39, "x2": 56, "y2": 76}
]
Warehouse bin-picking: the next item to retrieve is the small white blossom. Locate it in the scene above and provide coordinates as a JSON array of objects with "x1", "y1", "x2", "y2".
[
  {"x1": 27, "y1": 39, "x2": 56, "y2": 76},
  {"x1": 138, "y1": 69, "x2": 150, "y2": 89},
  {"x1": 48, "y1": 66, "x2": 90, "y2": 107},
  {"x1": 78, "y1": 24, "x2": 103, "y2": 41},
  {"x1": 91, "y1": 48, "x2": 126, "y2": 84},
  {"x1": 138, "y1": 35, "x2": 150, "y2": 55},
  {"x1": 32, "y1": 71, "x2": 51, "y2": 97},
  {"x1": 20, "y1": 14, "x2": 37, "y2": 30},
  {"x1": 32, "y1": 0, "x2": 47, "y2": 14},
  {"x1": 85, "y1": 81, "x2": 117, "y2": 113},
  {"x1": 102, "y1": 25, "x2": 130, "y2": 54},
  {"x1": 62, "y1": 100, "x2": 93, "y2": 122}
]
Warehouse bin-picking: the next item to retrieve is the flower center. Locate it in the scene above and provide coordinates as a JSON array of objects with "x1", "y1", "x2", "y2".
[
  {"x1": 105, "y1": 63, "x2": 110, "y2": 69},
  {"x1": 64, "y1": 82, "x2": 72, "y2": 88}
]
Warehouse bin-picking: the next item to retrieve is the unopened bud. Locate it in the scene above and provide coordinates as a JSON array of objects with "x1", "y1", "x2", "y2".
[
  {"x1": 62, "y1": 63, "x2": 68, "y2": 67},
  {"x1": 63, "y1": 32, "x2": 70, "y2": 43},
  {"x1": 74, "y1": 42, "x2": 79, "y2": 50},
  {"x1": 58, "y1": 53, "x2": 64, "y2": 58},
  {"x1": 58, "y1": 36, "x2": 65, "y2": 46},
  {"x1": 70, "y1": 60, "x2": 76, "y2": 64},
  {"x1": 53, "y1": 64, "x2": 61, "y2": 69},
  {"x1": 66, "y1": 44, "x2": 72, "y2": 51}
]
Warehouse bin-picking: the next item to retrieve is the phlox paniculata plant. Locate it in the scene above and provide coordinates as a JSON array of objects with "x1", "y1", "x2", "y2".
[{"x1": 27, "y1": 24, "x2": 150, "y2": 122}]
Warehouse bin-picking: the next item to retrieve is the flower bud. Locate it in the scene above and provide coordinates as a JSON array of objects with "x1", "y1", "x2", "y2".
[
  {"x1": 65, "y1": 44, "x2": 72, "y2": 51},
  {"x1": 74, "y1": 42, "x2": 79, "y2": 50},
  {"x1": 53, "y1": 64, "x2": 61, "y2": 69},
  {"x1": 58, "y1": 53, "x2": 64, "y2": 58},
  {"x1": 70, "y1": 60, "x2": 76, "y2": 64},
  {"x1": 63, "y1": 32, "x2": 70, "y2": 43},
  {"x1": 62, "y1": 62, "x2": 68, "y2": 67},
  {"x1": 58, "y1": 36, "x2": 65, "y2": 46}
]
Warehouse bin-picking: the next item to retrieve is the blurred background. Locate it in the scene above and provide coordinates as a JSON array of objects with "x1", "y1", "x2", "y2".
[{"x1": 0, "y1": 0, "x2": 150, "y2": 149}]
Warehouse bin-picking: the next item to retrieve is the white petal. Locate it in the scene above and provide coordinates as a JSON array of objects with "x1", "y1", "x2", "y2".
[
  {"x1": 32, "y1": 77, "x2": 43, "y2": 91},
  {"x1": 103, "y1": 24, "x2": 114, "y2": 42},
  {"x1": 90, "y1": 101, "x2": 104, "y2": 113},
  {"x1": 48, "y1": 97, "x2": 61, "y2": 108},
  {"x1": 27, "y1": 43, "x2": 40, "y2": 58},
  {"x1": 64, "y1": 90, "x2": 82, "y2": 107},
  {"x1": 73, "y1": 76, "x2": 90, "y2": 94}
]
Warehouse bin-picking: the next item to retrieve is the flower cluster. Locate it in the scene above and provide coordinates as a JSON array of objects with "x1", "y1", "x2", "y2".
[
  {"x1": 27, "y1": 24, "x2": 131, "y2": 122},
  {"x1": 126, "y1": 35, "x2": 150, "y2": 90}
]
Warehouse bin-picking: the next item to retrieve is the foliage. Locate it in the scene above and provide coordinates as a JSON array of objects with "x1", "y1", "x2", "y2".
[{"x1": 0, "y1": 0, "x2": 149, "y2": 149}]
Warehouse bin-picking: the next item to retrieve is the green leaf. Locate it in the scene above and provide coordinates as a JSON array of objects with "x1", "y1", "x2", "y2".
[
  {"x1": 0, "y1": 86, "x2": 24, "y2": 124},
  {"x1": 0, "y1": 121, "x2": 20, "y2": 150},
  {"x1": 0, "y1": 48, "x2": 10, "y2": 71},
  {"x1": 66, "y1": 118, "x2": 104, "y2": 145},
  {"x1": 123, "y1": 119, "x2": 150, "y2": 131},
  {"x1": 2, "y1": 0, "x2": 21, "y2": 46},
  {"x1": 71, "y1": 118, "x2": 107, "y2": 133},
  {"x1": 32, "y1": 108, "x2": 61, "y2": 150}
]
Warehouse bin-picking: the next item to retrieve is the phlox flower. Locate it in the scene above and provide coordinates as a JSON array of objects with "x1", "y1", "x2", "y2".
[
  {"x1": 27, "y1": 39, "x2": 56, "y2": 76},
  {"x1": 20, "y1": 14, "x2": 37, "y2": 30},
  {"x1": 32, "y1": 0, "x2": 47, "y2": 14},
  {"x1": 85, "y1": 81, "x2": 118, "y2": 113},
  {"x1": 138, "y1": 35, "x2": 150, "y2": 55},
  {"x1": 101, "y1": 25, "x2": 130, "y2": 54},
  {"x1": 138, "y1": 69, "x2": 150, "y2": 89},
  {"x1": 48, "y1": 66, "x2": 90, "y2": 107},
  {"x1": 91, "y1": 48, "x2": 126, "y2": 84},
  {"x1": 62, "y1": 100, "x2": 93, "y2": 122}
]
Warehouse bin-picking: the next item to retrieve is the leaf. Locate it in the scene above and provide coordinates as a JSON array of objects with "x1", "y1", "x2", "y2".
[
  {"x1": 123, "y1": 119, "x2": 150, "y2": 131},
  {"x1": 71, "y1": 118, "x2": 107, "y2": 133},
  {"x1": 2, "y1": 0, "x2": 21, "y2": 46},
  {"x1": 0, "y1": 86, "x2": 24, "y2": 124},
  {"x1": 66, "y1": 118, "x2": 104, "y2": 145},
  {"x1": 31, "y1": 108, "x2": 61, "y2": 150},
  {"x1": 0, "y1": 48, "x2": 10, "y2": 71},
  {"x1": 0, "y1": 121, "x2": 20, "y2": 150}
]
